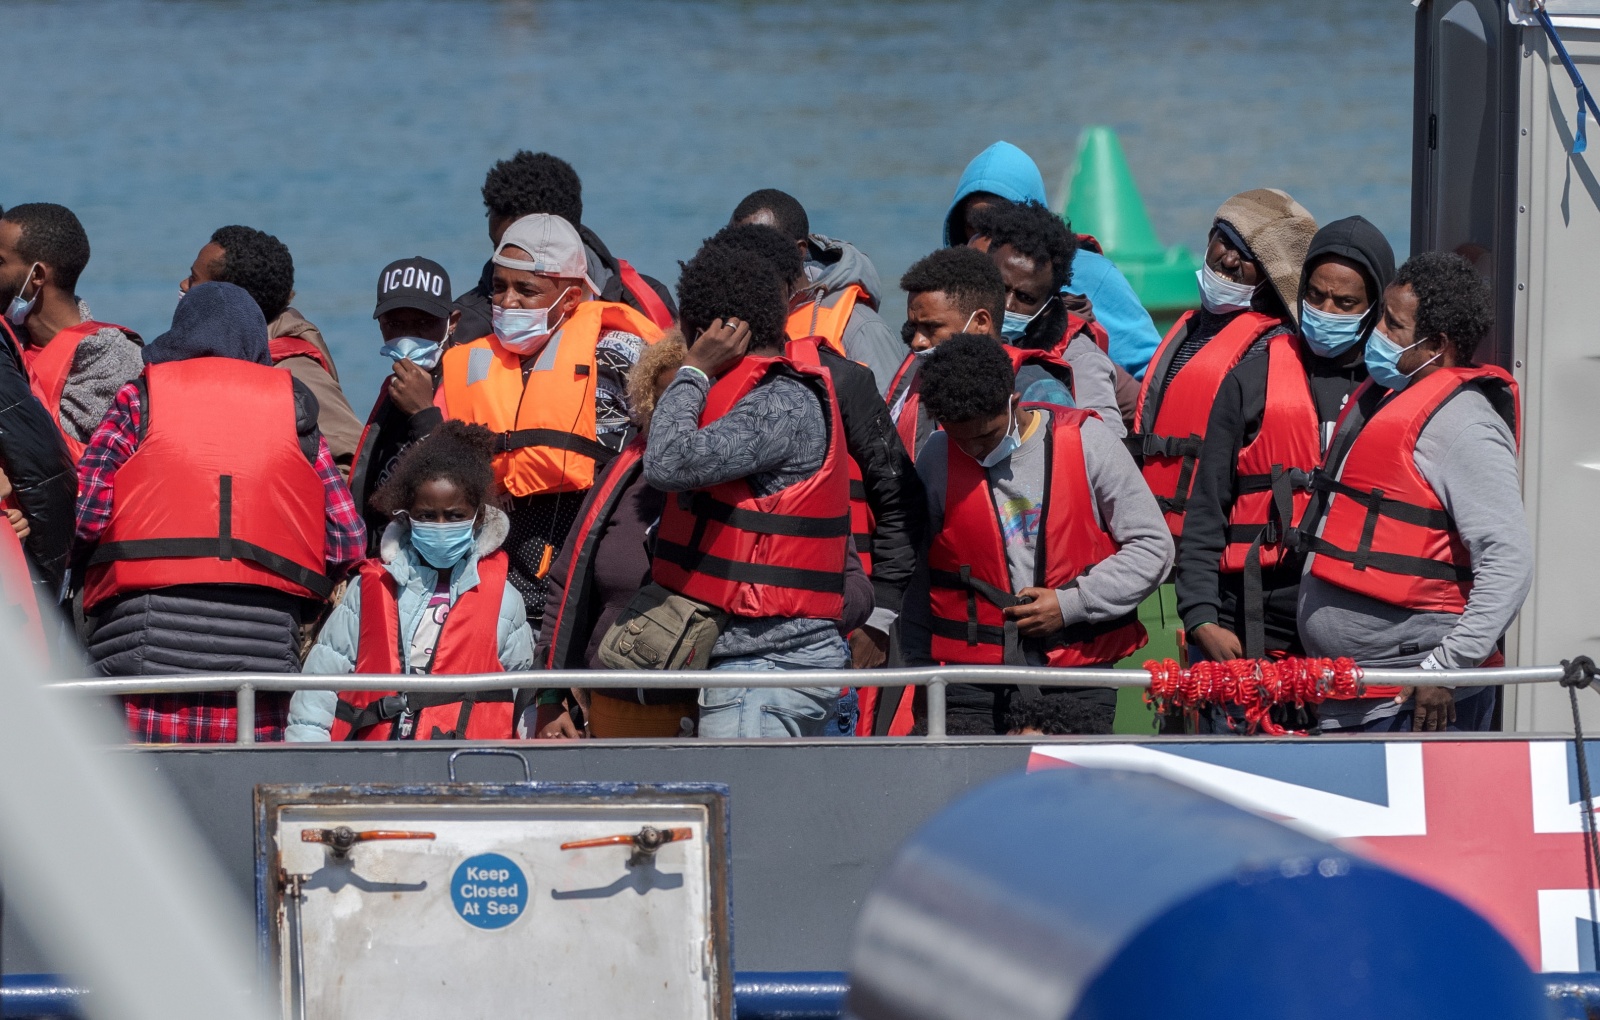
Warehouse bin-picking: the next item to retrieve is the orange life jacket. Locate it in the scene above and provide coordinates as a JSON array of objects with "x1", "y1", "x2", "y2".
[
  {"x1": 544, "y1": 439, "x2": 649, "y2": 669},
  {"x1": 1133, "y1": 310, "x2": 1282, "y2": 536},
  {"x1": 1303, "y1": 366, "x2": 1520, "y2": 615},
  {"x1": 787, "y1": 283, "x2": 867, "y2": 357},
  {"x1": 439, "y1": 301, "x2": 663, "y2": 498},
  {"x1": 330, "y1": 551, "x2": 515, "y2": 741},
  {"x1": 82, "y1": 358, "x2": 330, "y2": 610},
  {"x1": 268, "y1": 335, "x2": 334, "y2": 374},
  {"x1": 928, "y1": 405, "x2": 1147, "y2": 666},
  {"x1": 652, "y1": 342, "x2": 851, "y2": 620},
  {"x1": 26, "y1": 320, "x2": 136, "y2": 464},
  {"x1": 0, "y1": 522, "x2": 45, "y2": 655}
]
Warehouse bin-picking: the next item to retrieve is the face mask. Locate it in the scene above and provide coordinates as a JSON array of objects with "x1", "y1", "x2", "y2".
[
  {"x1": 1000, "y1": 298, "x2": 1052, "y2": 342},
  {"x1": 1197, "y1": 262, "x2": 1257, "y2": 315},
  {"x1": 1299, "y1": 302, "x2": 1368, "y2": 358},
  {"x1": 904, "y1": 309, "x2": 979, "y2": 350},
  {"x1": 408, "y1": 517, "x2": 478, "y2": 570},
  {"x1": 379, "y1": 336, "x2": 444, "y2": 370},
  {"x1": 492, "y1": 286, "x2": 574, "y2": 355},
  {"x1": 7, "y1": 264, "x2": 41, "y2": 326},
  {"x1": 1364, "y1": 326, "x2": 1442, "y2": 392},
  {"x1": 978, "y1": 410, "x2": 1021, "y2": 468}
]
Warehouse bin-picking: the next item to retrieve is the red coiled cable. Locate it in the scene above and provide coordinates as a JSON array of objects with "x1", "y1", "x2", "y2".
[{"x1": 1143, "y1": 657, "x2": 1364, "y2": 735}]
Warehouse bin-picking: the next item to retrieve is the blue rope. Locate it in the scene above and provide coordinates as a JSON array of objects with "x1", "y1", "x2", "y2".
[{"x1": 1534, "y1": 4, "x2": 1600, "y2": 153}]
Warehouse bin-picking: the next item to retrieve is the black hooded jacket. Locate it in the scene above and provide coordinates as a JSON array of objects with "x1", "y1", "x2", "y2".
[
  {"x1": 0, "y1": 318, "x2": 76, "y2": 594},
  {"x1": 453, "y1": 224, "x2": 677, "y2": 342},
  {"x1": 1175, "y1": 216, "x2": 1396, "y2": 652}
]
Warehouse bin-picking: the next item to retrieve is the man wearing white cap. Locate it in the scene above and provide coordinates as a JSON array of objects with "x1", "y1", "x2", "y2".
[{"x1": 437, "y1": 213, "x2": 663, "y2": 622}]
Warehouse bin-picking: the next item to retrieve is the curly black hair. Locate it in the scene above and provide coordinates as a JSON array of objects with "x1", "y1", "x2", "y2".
[
  {"x1": 675, "y1": 243, "x2": 787, "y2": 352},
  {"x1": 730, "y1": 188, "x2": 810, "y2": 244},
  {"x1": 968, "y1": 199, "x2": 1078, "y2": 292},
  {"x1": 371, "y1": 420, "x2": 497, "y2": 518},
  {"x1": 482, "y1": 151, "x2": 583, "y2": 227},
  {"x1": 1392, "y1": 251, "x2": 1493, "y2": 364},
  {"x1": 3, "y1": 203, "x2": 90, "y2": 292},
  {"x1": 919, "y1": 333, "x2": 1015, "y2": 424},
  {"x1": 900, "y1": 246, "x2": 1006, "y2": 324},
  {"x1": 209, "y1": 225, "x2": 295, "y2": 323},
  {"x1": 703, "y1": 222, "x2": 805, "y2": 290},
  {"x1": 1005, "y1": 693, "x2": 1115, "y2": 735}
]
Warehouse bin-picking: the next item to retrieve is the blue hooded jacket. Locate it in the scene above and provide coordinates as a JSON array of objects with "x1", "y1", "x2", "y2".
[{"x1": 945, "y1": 141, "x2": 1161, "y2": 378}]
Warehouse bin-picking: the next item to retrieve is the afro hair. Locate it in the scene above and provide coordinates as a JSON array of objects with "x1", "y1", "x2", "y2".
[
  {"x1": 968, "y1": 199, "x2": 1078, "y2": 291},
  {"x1": 4, "y1": 203, "x2": 90, "y2": 293},
  {"x1": 919, "y1": 332, "x2": 1015, "y2": 424},
  {"x1": 703, "y1": 222, "x2": 805, "y2": 290},
  {"x1": 675, "y1": 243, "x2": 788, "y2": 352},
  {"x1": 210, "y1": 225, "x2": 295, "y2": 323},
  {"x1": 1392, "y1": 251, "x2": 1493, "y2": 364},
  {"x1": 730, "y1": 188, "x2": 810, "y2": 244},
  {"x1": 900, "y1": 246, "x2": 1006, "y2": 324},
  {"x1": 482, "y1": 151, "x2": 583, "y2": 227},
  {"x1": 371, "y1": 420, "x2": 497, "y2": 519},
  {"x1": 1005, "y1": 693, "x2": 1116, "y2": 735}
]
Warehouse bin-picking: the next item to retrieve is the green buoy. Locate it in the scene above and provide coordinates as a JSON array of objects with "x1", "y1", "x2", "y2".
[{"x1": 1059, "y1": 126, "x2": 1200, "y2": 330}]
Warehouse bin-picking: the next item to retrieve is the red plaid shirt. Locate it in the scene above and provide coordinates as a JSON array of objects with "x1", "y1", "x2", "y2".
[{"x1": 75, "y1": 380, "x2": 366, "y2": 744}]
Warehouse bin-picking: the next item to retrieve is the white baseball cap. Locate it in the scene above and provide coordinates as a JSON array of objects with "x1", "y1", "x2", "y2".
[{"x1": 492, "y1": 214, "x2": 599, "y2": 295}]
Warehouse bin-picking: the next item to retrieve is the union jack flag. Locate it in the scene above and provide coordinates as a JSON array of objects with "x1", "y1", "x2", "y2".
[{"x1": 1029, "y1": 739, "x2": 1600, "y2": 971}]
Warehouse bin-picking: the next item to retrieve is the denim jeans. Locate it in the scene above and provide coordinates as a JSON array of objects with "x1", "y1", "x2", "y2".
[{"x1": 699, "y1": 635, "x2": 848, "y2": 738}]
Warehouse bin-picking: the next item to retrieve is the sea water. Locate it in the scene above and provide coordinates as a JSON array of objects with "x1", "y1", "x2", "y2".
[{"x1": 0, "y1": 0, "x2": 1411, "y2": 410}]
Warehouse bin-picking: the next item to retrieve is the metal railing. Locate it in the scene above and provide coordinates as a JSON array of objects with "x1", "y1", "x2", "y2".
[{"x1": 46, "y1": 664, "x2": 1572, "y2": 744}]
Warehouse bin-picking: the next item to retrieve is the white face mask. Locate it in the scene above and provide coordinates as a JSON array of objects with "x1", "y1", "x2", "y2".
[
  {"x1": 1197, "y1": 262, "x2": 1258, "y2": 315},
  {"x1": 978, "y1": 408, "x2": 1022, "y2": 468},
  {"x1": 492, "y1": 286, "x2": 575, "y2": 355},
  {"x1": 7, "y1": 263, "x2": 42, "y2": 326}
]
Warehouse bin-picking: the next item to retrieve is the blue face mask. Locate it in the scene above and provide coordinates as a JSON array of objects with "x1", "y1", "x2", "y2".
[
  {"x1": 1364, "y1": 326, "x2": 1441, "y2": 392},
  {"x1": 408, "y1": 517, "x2": 477, "y2": 570},
  {"x1": 379, "y1": 336, "x2": 444, "y2": 370},
  {"x1": 978, "y1": 411, "x2": 1021, "y2": 468},
  {"x1": 1000, "y1": 298, "x2": 1053, "y2": 342},
  {"x1": 6, "y1": 264, "x2": 41, "y2": 326},
  {"x1": 1298, "y1": 302, "x2": 1368, "y2": 358}
]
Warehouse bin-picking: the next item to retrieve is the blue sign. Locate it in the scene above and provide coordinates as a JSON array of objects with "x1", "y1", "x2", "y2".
[{"x1": 450, "y1": 853, "x2": 528, "y2": 930}]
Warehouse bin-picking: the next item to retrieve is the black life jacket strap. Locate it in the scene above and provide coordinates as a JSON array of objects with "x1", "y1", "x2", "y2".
[
  {"x1": 680, "y1": 492, "x2": 851, "y2": 539},
  {"x1": 494, "y1": 428, "x2": 614, "y2": 465},
  {"x1": 654, "y1": 539, "x2": 845, "y2": 594}
]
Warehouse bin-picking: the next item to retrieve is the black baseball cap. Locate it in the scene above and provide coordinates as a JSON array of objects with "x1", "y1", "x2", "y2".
[{"x1": 373, "y1": 257, "x2": 453, "y2": 319}]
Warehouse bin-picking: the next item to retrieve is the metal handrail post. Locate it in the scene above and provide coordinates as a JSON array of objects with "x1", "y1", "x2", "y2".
[
  {"x1": 926, "y1": 678, "x2": 947, "y2": 739},
  {"x1": 237, "y1": 683, "x2": 255, "y2": 746}
]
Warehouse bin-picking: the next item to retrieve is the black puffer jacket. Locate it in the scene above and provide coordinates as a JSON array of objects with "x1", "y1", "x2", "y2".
[
  {"x1": 84, "y1": 377, "x2": 325, "y2": 676},
  {"x1": 454, "y1": 223, "x2": 677, "y2": 342},
  {"x1": 0, "y1": 319, "x2": 76, "y2": 593}
]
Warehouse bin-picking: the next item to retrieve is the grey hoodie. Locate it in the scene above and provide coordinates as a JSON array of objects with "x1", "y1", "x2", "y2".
[{"x1": 800, "y1": 235, "x2": 905, "y2": 395}]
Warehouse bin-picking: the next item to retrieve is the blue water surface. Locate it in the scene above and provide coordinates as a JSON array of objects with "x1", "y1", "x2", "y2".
[{"x1": 0, "y1": 0, "x2": 1413, "y2": 412}]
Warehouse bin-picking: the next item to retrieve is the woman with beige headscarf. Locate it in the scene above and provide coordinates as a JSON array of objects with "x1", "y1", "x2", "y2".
[{"x1": 1128, "y1": 189, "x2": 1318, "y2": 540}]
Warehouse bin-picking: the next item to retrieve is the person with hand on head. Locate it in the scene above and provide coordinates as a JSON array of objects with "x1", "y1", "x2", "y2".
[
  {"x1": 1296, "y1": 252, "x2": 1529, "y2": 733},
  {"x1": 454, "y1": 151, "x2": 675, "y2": 342},
  {"x1": 1132, "y1": 189, "x2": 1316, "y2": 540},
  {"x1": 730, "y1": 189, "x2": 905, "y2": 395},
  {"x1": 286, "y1": 422, "x2": 533, "y2": 742},
  {"x1": 901, "y1": 334, "x2": 1172, "y2": 736},
  {"x1": 436, "y1": 213, "x2": 663, "y2": 627},
  {"x1": 70, "y1": 282, "x2": 366, "y2": 742},
  {"x1": 1177, "y1": 217, "x2": 1395, "y2": 681},
  {"x1": 967, "y1": 199, "x2": 1125, "y2": 435},
  {"x1": 0, "y1": 202, "x2": 143, "y2": 464},
  {"x1": 944, "y1": 141, "x2": 1162, "y2": 381},
  {"x1": 645, "y1": 245, "x2": 856, "y2": 738},
  {"x1": 182, "y1": 225, "x2": 364, "y2": 478},
  {"x1": 701, "y1": 223, "x2": 924, "y2": 678},
  {"x1": 348, "y1": 257, "x2": 457, "y2": 554}
]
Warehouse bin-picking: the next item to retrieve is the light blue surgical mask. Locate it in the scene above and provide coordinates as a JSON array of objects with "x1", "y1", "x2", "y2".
[
  {"x1": 1197, "y1": 262, "x2": 1257, "y2": 315},
  {"x1": 492, "y1": 286, "x2": 575, "y2": 355},
  {"x1": 379, "y1": 336, "x2": 444, "y2": 370},
  {"x1": 978, "y1": 412, "x2": 1022, "y2": 468},
  {"x1": 1298, "y1": 302, "x2": 1368, "y2": 358},
  {"x1": 1364, "y1": 326, "x2": 1441, "y2": 392},
  {"x1": 1000, "y1": 298, "x2": 1053, "y2": 342},
  {"x1": 408, "y1": 517, "x2": 478, "y2": 570},
  {"x1": 6, "y1": 264, "x2": 41, "y2": 326}
]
